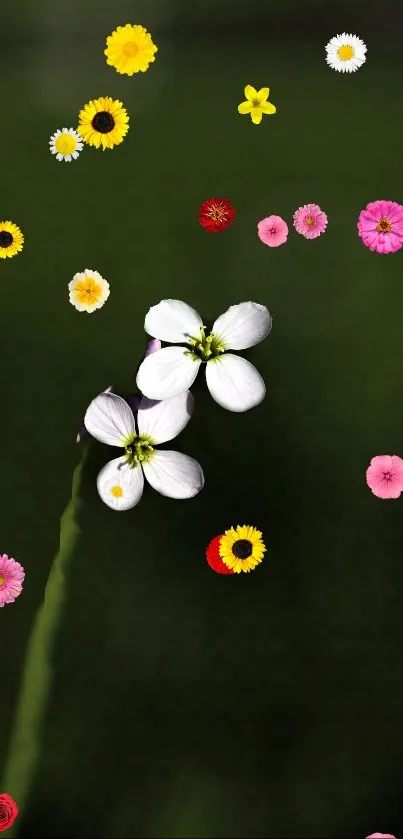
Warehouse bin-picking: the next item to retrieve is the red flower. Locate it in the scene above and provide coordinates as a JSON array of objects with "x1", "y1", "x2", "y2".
[
  {"x1": 199, "y1": 198, "x2": 235, "y2": 233},
  {"x1": 0, "y1": 794, "x2": 18, "y2": 833},
  {"x1": 206, "y1": 535, "x2": 234, "y2": 574}
]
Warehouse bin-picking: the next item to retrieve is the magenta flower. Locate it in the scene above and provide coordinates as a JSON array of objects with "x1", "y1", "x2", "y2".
[
  {"x1": 365, "y1": 833, "x2": 397, "y2": 838},
  {"x1": 257, "y1": 215, "x2": 288, "y2": 247},
  {"x1": 358, "y1": 200, "x2": 403, "y2": 254},
  {"x1": 366, "y1": 455, "x2": 403, "y2": 499},
  {"x1": 0, "y1": 554, "x2": 25, "y2": 607},
  {"x1": 293, "y1": 203, "x2": 328, "y2": 239}
]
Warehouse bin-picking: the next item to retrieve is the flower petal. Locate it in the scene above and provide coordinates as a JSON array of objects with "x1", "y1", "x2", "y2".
[
  {"x1": 84, "y1": 392, "x2": 136, "y2": 446},
  {"x1": 143, "y1": 450, "x2": 204, "y2": 499},
  {"x1": 96, "y1": 456, "x2": 144, "y2": 510},
  {"x1": 137, "y1": 390, "x2": 195, "y2": 444},
  {"x1": 212, "y1": 302, "x2": 272, "y2": 349},
  {"x1": 244, "y1": 85, "x2": 257, "y2": 100},
  {"x1": 261, "y1": 101, "x2": 276, "y2": 114},
  {"x1": 257, "y1": 87, "x2": 269, "y2": 100},
  {"x1": 144, "y1": 299, "x2": 203, "y2": 343},
  {"x1": 238, "y1": 100, "x2": 252, "y2": 114},
  {"x1": 251, "y1": 108, "x2": 263, "y2": 124},
  {"x1": 136, "y1": 346, "x2": 201, "y2": 400},
  {"x1": 206, "y1": 353, "x2": 265, "y2": 412}
]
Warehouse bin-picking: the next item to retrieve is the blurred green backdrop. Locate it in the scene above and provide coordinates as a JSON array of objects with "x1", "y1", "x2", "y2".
[{"x1": 2, "y1": 0, "x2": 403, "y2": 836}]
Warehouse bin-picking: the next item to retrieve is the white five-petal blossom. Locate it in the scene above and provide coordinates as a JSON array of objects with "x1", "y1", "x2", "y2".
[
  {"x1": 84, "y1": 390, "x2": 204, "y2": 511},
  {"x1": 136, "y1": 299, "x2": 272, "y2": 412}
]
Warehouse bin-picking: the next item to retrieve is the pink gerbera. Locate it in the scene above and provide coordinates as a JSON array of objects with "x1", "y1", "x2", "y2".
[
  {"x1": 293, "y1": 203, "x2": 328, "y2": 239},
  {"x1": 365, "y1": 834, "x2": 397, "y2": 838},
  {"x1": 257, "y1": 215, "x2": 288, "y2": 247},
  {"x1": 366, "y1": 455, "x2": 403, "y2": 499},
  {"x1": 0, "y1": 554, "x2": 25, "y2": 607},
  {"x1": 357, "y1": 200, "x2": 403, "y2": 254}
]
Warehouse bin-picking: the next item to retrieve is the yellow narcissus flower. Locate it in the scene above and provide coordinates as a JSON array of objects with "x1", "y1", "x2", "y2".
[
  {"x1": 0, "y1": 221, "x2": 24, "y2": 259},
  {"x1": 105, "y1": 24, "x2": 158, "y2": 76},
  {"x1": 219, "y1": 525, "x2": 266, "y2": 573},
  {"x1": 77, "y1": 97, "x2": 129, "y2": 150},
  {"x1": 238, "y1": 85, "x2": 276, "y2": 125}
]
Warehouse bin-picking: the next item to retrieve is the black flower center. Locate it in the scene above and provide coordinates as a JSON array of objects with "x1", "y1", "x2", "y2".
[
  {"x1": 92, "y1": 111, "x2": 115, "y2": 133},
  {"x1": 232, "y1": 539, "x2": 252, "y2": 559},
  {"x1": 0, "y1": 230, "x2": 13, "y2": 248}
]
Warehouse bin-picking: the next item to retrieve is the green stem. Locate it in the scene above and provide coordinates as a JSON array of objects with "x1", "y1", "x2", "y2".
[{"x1": 1, "y1": 449, "x2": 87, "y2": 834}]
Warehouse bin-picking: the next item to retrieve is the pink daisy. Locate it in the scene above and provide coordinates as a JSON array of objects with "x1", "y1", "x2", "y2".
[
  {"x1": 257, "y1": 215, "x2": 288, "y2": 247},
  {"x1": 293, "y1": 203, "x2": 328, "y2": 239},
  {"x1": 365, "y1": 834, "x2": 397, "y2": 838},
  {"x1": 357, "y1": 200, "x2": 403, "y2": 254},
  {"x1": 0, "y1": 554, "x2": 25, "y2": 607},
  {"x1": 366, "y1": 455, "x2": 403, "y2": 499}
]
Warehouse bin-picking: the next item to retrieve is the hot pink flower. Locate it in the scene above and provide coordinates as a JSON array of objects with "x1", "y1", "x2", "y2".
[
  {"x1": 257, "y1": 215, "x2": 288, "y2": 247},
  {"x1": 365, "y1": 833, "x2": 397, "y2": 838},
  {"x1": 293, "y1": 203, "x2": 328, "y2": 239},
  {"x1": 366, "y1": 455, "x2": 403, "y2": 499},
  {"x1": 0, "y1": 554, "x2": 25, "y2": 607},
  {"x1": 358, "y1": 200, "x2": 403, "y2": 254}
]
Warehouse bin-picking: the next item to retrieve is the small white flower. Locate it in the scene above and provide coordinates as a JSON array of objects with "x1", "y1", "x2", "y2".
[
  {"x1": 136, "y1": 299, "x2": 272, "y2": 413},
  {"x1": 68, "y1": 269, "x2": 110, "y2": 313},
  {"x1": 325, "y1": 33, "x2": 367, "y2": 73},
  {"x1": 49, "y1": 128, "x2": 84, "y2": 162},
  {"x1": 84, "y1": 390, "x2": 204, "y2": 511}
]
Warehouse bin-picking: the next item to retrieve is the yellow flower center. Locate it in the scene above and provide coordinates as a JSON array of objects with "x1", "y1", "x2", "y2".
[
  {"x1": 123, "y1": 41, "x2": 139, "y2": 57},
  {"x1": 0, "y1": 575, "x2": 5, "y2": 585},
  {"x1": 337, "y1": 45, "x2": 354, "y2": 61},
  {"x1": 74, "y1": 277, "x2": 102, "y2": 306},
  {"x1": 376, "y1": 217, "x2": 392, "y2": 233},
  {"x1": 55, "y1": 134, "x2": 77, "y2": 155},
  {"x1": 252, "y1": 98, "x2": 261, "y2": 108},
  {"x1": 208, "y1": 204, "x2": 226, "y2": 222},
  {"x1": 306, "y1": 216, "x2": 314, "y2": 225},
  {"x1": 110, "y1": 485, "x2": 123, "y2": 497}
]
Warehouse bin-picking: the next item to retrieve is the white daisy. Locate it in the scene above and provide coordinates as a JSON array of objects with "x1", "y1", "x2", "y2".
[
  {"x1": 49, "y1": 128, "x2": 84, "y2": 161},
  {"x1": 84, "y1": 390, "x2": 204, "y2": 511},
  {"x1": 325, "y1": 33, "x2": 367, "y2": 73},
  {"x1": 136, "y1": 299, "x2": 272, "y2": 413},
  {"x1": 68, "y1": 269, "x2": 110, "y2": 313}
]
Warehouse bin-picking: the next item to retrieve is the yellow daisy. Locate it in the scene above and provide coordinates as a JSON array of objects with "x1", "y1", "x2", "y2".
[
  {"x1": 77, "y1": 97, "x2": 129, "y2": 150},
  {"x1": 0, "y1": 221, "x2": 24, "y2": 259},
  {"x1": 219, "y1": 525, "x2": 266, "y2": 573},
  {"x1": 105, "y1": 24, "x2": 158, "y2": 76},
  {"x1": 69, "y1": 269, "x2": 110, "y2": 313},
  {"x1": 238, "y1": 85, "x2": 276, "y2": 125}
]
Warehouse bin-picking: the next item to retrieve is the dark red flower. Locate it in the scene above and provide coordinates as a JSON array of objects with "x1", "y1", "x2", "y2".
[
  {"x1": 206, "y1": 535, "x2": 234, "y2": 574},
  {"x1": 199, "y1": 198, "x2": 235, "y2": 233},
  {"x1": 0, "y1": 794, "x2": 18, "y2": 833}
]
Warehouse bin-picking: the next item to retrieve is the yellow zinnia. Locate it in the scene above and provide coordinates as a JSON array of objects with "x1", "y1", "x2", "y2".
[
  {"x1": 77, "y1": 97, "x2": 129, "y2": 150},
  {"x1": 0, "y1": 221, "x2": 24, "y2": 259},
  {"x1": 219, "y1": 525, "x2": 266, "y2": 574},
  {"x1": 105, "y1": 24, "x2": 158, "y2": 76},
  {"x1": 238, "y1": 85, "x2": 276, "y2": 125}
]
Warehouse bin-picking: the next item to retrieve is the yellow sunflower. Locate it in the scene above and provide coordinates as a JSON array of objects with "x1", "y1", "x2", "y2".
[
  {"x1": 105, "y1": 24, "x2": 158, "y2": 76},
  {"x1": 77, "y1": 97, "x2": 129, "y2": 150},
  {"x1": 219, "y1": 525, "x2": 266, "y2": 573},
  {"x1": 0, "y1": 221, "x2": 24, "y2": 259}
]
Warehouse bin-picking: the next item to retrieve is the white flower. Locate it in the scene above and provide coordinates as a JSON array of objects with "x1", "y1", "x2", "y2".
[
  {"x1": 49, "y1": 128, "x2": 84, "y2": 161},
  {"x1": 84, "y1": 390, "x2": 204, "y2": 511},
  {"x1": 68, "y1": 269, "x2": 110, "y2": 313},
  {"x1": 136, "y1": 299, "x2": 272, "y2": 412},
  {"x1": 325, "y1": 33, "x2": 367, "y2": 73}
]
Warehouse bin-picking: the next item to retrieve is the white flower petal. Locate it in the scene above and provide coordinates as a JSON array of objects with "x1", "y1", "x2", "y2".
[
  {"x1": 143, "y1": 450, "x2": 204, "y2": 499},
  {"x1": 136, "y1": 346, "x2": 201, "y2": 400},
  {"x1": 97, "y1": 456, "x2": 144, "y2": 510},
  {"x1": 137, "y1": 390, "x2": 195, "y2": 444},
  {"x1": 212, "y1": 302, "x2": 272, "y2": 350},
  {"x1": 205, "y1": 353, "x2": 266, "y2": 412},
  {"x1": 144, "y1": 299, "x2": 203, "y2": 343},
  {"x1": 84, "y1": 392, "x2": 136, "y2": 446}
]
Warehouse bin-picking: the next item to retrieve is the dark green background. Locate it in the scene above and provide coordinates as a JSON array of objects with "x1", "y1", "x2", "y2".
[{"x1": 2, "y1": 0, "x2": 403, "y2": 836}]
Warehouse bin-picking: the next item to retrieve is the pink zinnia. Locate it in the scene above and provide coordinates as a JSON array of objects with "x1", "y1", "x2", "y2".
[
  {"x1": 293, "y1": 203, "x2": 328, "y2": 239},
  {"x1": 357, "y1": 200, "x2": 403, "y2": 254},
  {"x1": 257, "y1": 215, "x2": 288, "y2": 247},
  {"x1": 365, "y1": 834, "x2": 397, "y2": 838},
  {"x1": 366, "y1": 455, "x2": 403, "y2": 499},
  {"x1": 0, "y1": 554, "x2": 25, "y2": 607}
]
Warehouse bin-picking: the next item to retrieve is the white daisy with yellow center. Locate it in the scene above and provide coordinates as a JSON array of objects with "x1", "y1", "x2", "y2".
[
  {"x1": 325, "y1": 33, "x2": 367, "y2": 73},
  {"x1": 49, "y1": 128, "x2": 84, "y2": 161},
  {"x1": 84, "y1": 390, "x2": 204, "y2": 511},
  {"x1": 68, "y1": 269, "x2": 110, "y2": 313}
]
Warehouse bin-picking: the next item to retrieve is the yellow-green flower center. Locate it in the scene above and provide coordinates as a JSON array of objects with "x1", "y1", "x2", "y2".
[
  {"x1": 0, "y1": 575, "x2": 5, "y2": 586},
  {"x1": 55, "y1": 134, "x2": 77, "y2": 155},
  {"x1": 376, "y1": 217, "x2": 392, "y2": 233},
  {"x1": 337, "y1": 45, "x2": 354, "y2": 61},
  {"x1": 125, "y1": 434, "x2": 154, "y2": 467},
  {"x1": 187, "y1": 327, "x2": 226, "y2": 362}
]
